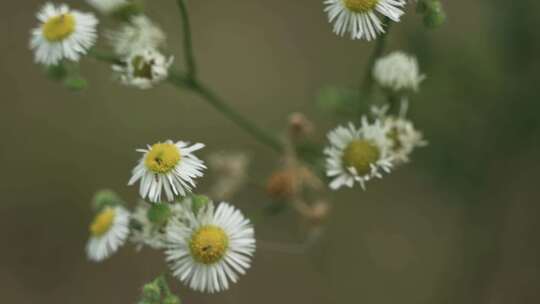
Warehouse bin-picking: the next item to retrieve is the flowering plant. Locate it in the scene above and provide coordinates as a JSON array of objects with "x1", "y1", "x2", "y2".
[{"x1": 29, "y1": 0, "x2": 445, "y2": 302}]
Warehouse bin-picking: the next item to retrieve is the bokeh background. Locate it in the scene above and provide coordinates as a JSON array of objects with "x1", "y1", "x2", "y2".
[{"x1": 1, "y1": 0, "x2": 539, "y2": 303}]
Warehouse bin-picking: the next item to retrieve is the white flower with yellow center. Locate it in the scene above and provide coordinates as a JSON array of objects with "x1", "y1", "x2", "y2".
[
  {"x1": 325, "y1": 117, "x2": 393, "y2": 190},
  {"x1": 113, "y1": 48, "x2": 173, "y2": 89},
  {"x1": 30, "y1": 3, "x2": 98, "y2": 66},
  {"x1": 108, "y1": 15, "x2": 166, "y2": 57},
  {"x1": 86, "y1": 206, "x2": 130, "y2": 262},
  {"x1": 165, "y1": 200, "x2": 255, "y2": 293},
  {"x1": 373, "y1": 51, "x2": 425, "y2": 92},
  {"x1": 128, "y1": 140, "x2": 206, "y2": 203},
  {"x1": 384, "y1": 116, "x2": 427, "y2": 164},
  {"x1": 324, "y1": 0, "x2": 405, "y2": 41},
  {"x1": 87, "y1": 0, "x2": 131, "y2": 15}
]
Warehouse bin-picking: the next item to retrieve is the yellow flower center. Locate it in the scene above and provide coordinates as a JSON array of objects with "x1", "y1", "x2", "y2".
[
  {"x1": 132, "y1": 56, "x2": 155, "y2": 79},
  {"x1": 342, "y1": 139, "x2": 381, "y2": 175},
  {"x1": 342, "y1": 0, "x2": 379, "y2": 13},
  {"x1": 89, "y1": 208, "x2": 116, "y2": 237},
  {"x1": 190, "y1": 225, "x2": 229, "y2": 264},
  {"x1": 144, "y1": 143, "x2": 181, "y2": 174},
  {"x1": 42, "y1": 14, "x2": 76, "y2": 42}
]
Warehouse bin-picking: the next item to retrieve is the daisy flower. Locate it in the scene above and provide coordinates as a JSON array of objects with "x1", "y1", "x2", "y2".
[
  {"x1": 325, "y1": 117, "x2": 393, "y2": 190},
  {"x1": 108, "y1": 15, "x2": 166, "y2": 56},
  {"x1": 373, "y1": 51, "x2": 425, "y2": 92},
  {"x1": 165, "y1": 200, "x2": 256, "y2": 293},
  {"x1": 323, "y1": 0, "x2": 406, "y2": 41},
  {"x1": 30, "y1": 3, "x2": 98, "y2": 66},
  {"x1": 384, "y1": 115, "x2": 427, "y2": 164},
  {"x1": 113, "y1": 48, "x2": 173, "y2": 89},
  {"x1": 86, "y1": 206, "x2": 130, "y2": 262},
  {"x1": 87, "y1": 0, "x2": 131, "y2": 15},
  {"x1": 128, "y1": 140, "x2": 206, "y2": 203}
]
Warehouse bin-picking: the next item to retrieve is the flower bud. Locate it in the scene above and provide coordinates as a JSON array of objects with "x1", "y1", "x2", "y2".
[
  {"x1": 147, "y1": 203, "x2": 171, "y2": 226},
  {"x1": 191, "y1": 194, "x2": 211, "y2": 214},
  {"x1": 288, "y1": 112, "x2": 314, "y2": 139},
  {"x1": 266, "y1": 169, "x2": 298, "y2": 200},
  {"x1": 141, "y1": 282, "x2": 161, "y2": 302}
]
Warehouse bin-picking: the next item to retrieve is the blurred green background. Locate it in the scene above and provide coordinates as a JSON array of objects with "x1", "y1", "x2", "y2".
[{"x1": 1, "y1": 0, "x2": 539, "y2": 303}]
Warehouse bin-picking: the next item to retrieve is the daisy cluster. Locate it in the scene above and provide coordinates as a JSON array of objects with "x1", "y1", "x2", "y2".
[
  {"x1": 85, "y1": 140, "x2": 256, "y2": 294},
  {"x1": 29, "y1": 1, "x2": 173, "y2": 89},
  {"x1": 324, "y1": 51, "x2": 428, "y2": 190}
]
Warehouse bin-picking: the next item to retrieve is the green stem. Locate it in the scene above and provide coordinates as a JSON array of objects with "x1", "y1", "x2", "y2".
[
  {"x1": 168, "y1": 71, "x2": 283, "y2": 152},
  {"x1": 359, "y1": 17, "x2": 393, "y2": 113},
  {"x1": 176, "y1": 0, "x2": 197, "y2": 80},
  {"x1": 171, "y1": 0, "x2": 283, "y2": 153}
]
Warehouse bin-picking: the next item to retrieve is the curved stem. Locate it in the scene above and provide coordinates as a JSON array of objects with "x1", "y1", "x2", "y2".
[
  {"x1": 176, "y1": 0, "x2": 197, "y2": 80},
  {"x1": 172, "y1": 0, "x2": 283, "y2": 152},
  {"x1": 168, "y1": 71, "x2": 283, "y2": 152}
]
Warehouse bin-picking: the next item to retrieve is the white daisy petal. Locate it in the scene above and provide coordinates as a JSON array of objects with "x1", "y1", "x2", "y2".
[
  {"x1": 324, "y1": 117, "x2": 394, "y2": 190},
  {"x1": 165, "y1": 200, "x2": 255, "y2": 293},
  {"x1": 323, "y1": 0, "x2": 405, "y2": 41},
  {"x1": 86, "y1": 206, "x2": 130, "y2": 262},
  {"x1": 30, "y1": 3, "x2": 98, "y2": 66},
  {"x1": 128, "y1": 140, "x2": 205, "y2": 202}
]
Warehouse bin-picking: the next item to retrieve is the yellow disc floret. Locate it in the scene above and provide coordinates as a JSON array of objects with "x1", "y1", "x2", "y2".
[
  {"x1": 144, "y1": 143, "x2": 181, "y2": 174},
  {"x1": 342, "y1": 0, "x2": 379, "y2": 13},
  {"x1": 190, "y1": 225, "x2": 229, "y2": 264},
  {"x1": 42, "y1": 14, "x2": 76, "y2": 42},
  {"x1": 90, "y1": 208, "x2": 116, "y2": 237},
  {"x1": 342, "y1": 139, "x2": 381, "y2": 175}
]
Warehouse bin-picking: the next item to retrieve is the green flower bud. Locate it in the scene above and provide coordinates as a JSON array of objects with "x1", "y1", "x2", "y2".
[
  {"x1": 142, "y1": 282, "x2": 161, "y2": 302},
  {"x1": 191, "y1": 195, "x2": 210, "y2": 214},
  {"x1": 417, "y1": 0, "x2": 446, "y2": 29},
  {"x1": 147, "y1": 203, "x2": 172, "y2": 226},
  {"x1": 92, "y1": 189, "x2": 124, "y2": 211}
]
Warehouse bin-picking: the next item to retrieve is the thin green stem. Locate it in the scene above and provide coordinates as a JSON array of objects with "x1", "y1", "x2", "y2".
[
  {"x1": 168, "y1": 71, "x2": 283, "y2": 152},
  {"x1": 171, "y1": 0, "x2": 283, "y2": 153},
  {"x1": 176, "y1": 0, "x2": 197, "y2": 80},
  {"x1": 359, "y1": 17, "x2": 393, "y2": 113},
  {"x1": 88, "y1": 50, "x2": 284, "y2": 153}
]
